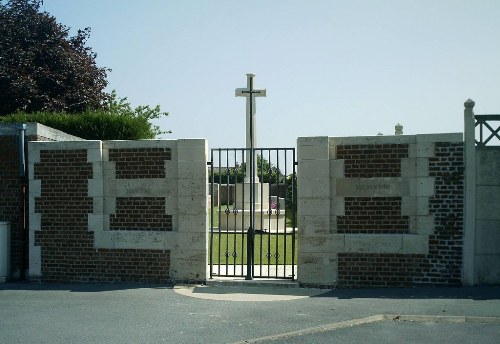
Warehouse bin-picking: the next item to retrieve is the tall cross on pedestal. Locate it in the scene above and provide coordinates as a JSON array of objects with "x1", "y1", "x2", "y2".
[{"x1": 235, "y1": 73, "x2": 266, "y2": 183}]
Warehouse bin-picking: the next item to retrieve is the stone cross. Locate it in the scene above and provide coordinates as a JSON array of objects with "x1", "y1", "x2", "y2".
[{"x1": 235, "y1": 73, "x2": 266, "y2": 183}]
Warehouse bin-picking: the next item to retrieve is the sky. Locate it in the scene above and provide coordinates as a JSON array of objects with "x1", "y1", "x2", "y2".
[{"x1": 41, "y1": 0, "x2": 500, "y2": 149}]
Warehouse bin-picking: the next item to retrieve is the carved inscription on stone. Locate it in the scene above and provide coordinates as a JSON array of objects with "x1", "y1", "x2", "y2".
[
  {"x1": 104, "y1": 179, "x2": 167, "y2": 197},
  {"x1": 336, "y1": 178, "x2": 406, "y2": 197}
]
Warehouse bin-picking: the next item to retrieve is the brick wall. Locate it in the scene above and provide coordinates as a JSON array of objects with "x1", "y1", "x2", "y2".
[
  {"x1": 33, "y1": 149, "x2": 170, "y2": 283},
  {"x1": 298, "y1": 134, "x2": 464, "y2": 288},
  {"x1": 337, "y1": 197, "x2": 409, "y2": 234},
  {"x1": 0, "y1": 136, "x2": 23, "y2": 279},
  {"x1": 423, "y1": 142, "x2": 464, "y2": 285},
  {"x1": 338, "y1": 253, "x2": 428, "y2": 287},
  {"x1": 336, "y1": 141, "x2": 464, "y2": 287},
  {"x1": 336, "y1": 144, "x2": 408, "y2": 178},
  {"x1": 335, "y1": 144, "x2": 410, "y2": 234},
  {"x1": 29, "y1": 139, "x2": 208, "y2": 284},
  {"x1": 109, "y1": 197, "x2": 173, "y2": 231},
  {"x1": 109, "y1": 148, "x2": 171, "y2": 179}
]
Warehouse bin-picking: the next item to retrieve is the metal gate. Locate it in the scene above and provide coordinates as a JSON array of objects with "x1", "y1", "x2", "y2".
[{"x1": 209, "y1": 148, "x2": 296, "y2": 280}]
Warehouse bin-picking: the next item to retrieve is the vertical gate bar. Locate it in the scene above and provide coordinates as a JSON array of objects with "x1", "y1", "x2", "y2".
[
  {"x1": 258, "y1": 149, "x2": 263, "y2": 277},
  {"x1": 209, "y1": 149, "x2": 214, "y2": 279},
  {"x1": 267, "y1": 149, "x2": 272, "y2": 277},
  {"x1": 231, "y1": 149, "x2": 237, "y2": 276},
  {"x1": 211, "y1": 147, "x2": 296, "y2": 280},
  {"x1": 217, "y1": 149, "x2": 223, "y2": 276},
  {"x1": 240, "y1": 148, "x2": 245, "y2": 277},
  {"x1": 292, "y1": 148, "x2": 297, "y2": 280},
  {"x1": 284, "y1": 149, "x2": 288, "y2": 277},
  {"x1": 246, "y1": 145, "x2": 254, "y2": 280},
  {"x1": 224, "y1": 149, "x2": 229, "y2": 273},
  {"x1": 275, "y1": 149, "x2": 280, "y2": 278},
  {"x1": 479, "y1": 122, "x2": 482, "y2": 145}
]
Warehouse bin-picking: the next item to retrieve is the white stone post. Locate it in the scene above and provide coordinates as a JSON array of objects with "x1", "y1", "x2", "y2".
[{"x1": 463, "y1": 98, "x2": 476, "y2": 286}]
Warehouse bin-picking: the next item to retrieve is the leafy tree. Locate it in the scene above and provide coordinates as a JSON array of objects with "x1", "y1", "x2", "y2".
[
  {"x1": 212, "y1": 155, "x2": 283, "y2": 184},
  {"x1": 0, "y1": 0, "x2": 109, "y2": 115}
]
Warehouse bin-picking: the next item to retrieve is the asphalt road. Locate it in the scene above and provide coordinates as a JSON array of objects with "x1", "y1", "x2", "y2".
[{"x1": 0, "y1": 282, "x2": 499, "y2": 344}]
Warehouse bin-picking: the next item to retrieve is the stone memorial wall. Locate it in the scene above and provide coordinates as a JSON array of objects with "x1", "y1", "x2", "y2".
[
  {"x1": 28, "y1": 139, "x2": 207, "y2": 283},
  {"x1": 0, "y1": 123, "x2": 82, "y2": 280},
  {"x1": 297, "y1": 134, "x2": 464, "y2": 287}
]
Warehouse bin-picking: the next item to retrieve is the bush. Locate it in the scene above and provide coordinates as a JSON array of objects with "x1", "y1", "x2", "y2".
[{"x1": 0, "y1": 91, "x2": 170, "y2": 140}]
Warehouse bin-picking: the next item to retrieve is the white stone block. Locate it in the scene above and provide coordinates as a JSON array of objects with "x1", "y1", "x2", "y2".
[
  {"x1": 102, "y1": 161, "x2": 116, "y2": 179},
  {"x1": 88, "y1": 214, "x2": 104, "y2": 232},
  {"x1": 29, "y1": 141, "x2": 67, "y2": 151},
  {"x1": 297, "y1": 137, "x2": 329, "y2": 160},
  {"x1": 336, "y1": 178, "x2": 404, "y2": 197},
  {"x1": 103, "y1": 140, "x2": 174, "y2": 150},
  {"x1": 28, "y1": 245, "x2": 41, "y2": 278},
  {"x1": 178, "y1": 178, "x2": 207, "y2": 197},
  {"x1": 173, "y1": 232, "x2": 207, "y2": 252},
  {"x1": 477, "y1": 149, "x2": 500, "y2": 185},
  {"x1": 298, "y1": 160, "x2": 330, "y2": 179},
  {"x1": 330, "y1": 197, "x2": 345, "y2": 216},
  {"x1": 476, "y1": 186, "x2": 500, "y2": 220},
  {"x1": 177, "y1": 139, "x2": 208, "y2": 162},
  {"x1": 300, "y1": 234, "x2": 345, "y2": 253},
  {"x1": 92, "y1": 197, "x2": 104, "y2": 215},
  {"x1": 29, "y1": 212, "x2": 41, "y2": 231},
  {"x1": 177, "y1": 214, "x2": 207, "y2": 233},
  {"x1": 344, "y1": 234, "x2": 403, "y2": 253},
  {"x1": 27, "y1": 163, "x2": 35, "y2": 180},
  {"x1": 298, "y1": 215, "x2": 330, "y2": 235},
  {"x1": 170, "y1": 254, "x2": 207, "y2": 281},
  {"x1": 88, "y1": 179, "x2": 104, "y2": 197},
  {"x1": 329, "y1": 160, "x2": 345, "y2": 178},
  {"x1": 408, "y1": 215, "x2": 435, "y2": 234},
  {"x1": 415, "y1": 142, "x2": 435, "y2": 158},
  {"x1": 103, "y1": 197, "x2": 116, "y2": 215},
  {"x1": 401, "y1": 158, "x2": 429, "y2": 178},
  {"x1": 164, "y1": 161, "x2": 178, "y2": 179},
  {"x1": 93, "y1": 230, "x2": 115, "y2": 249},
  {"x1": 29, "y1": 179, "x2": 41, "y2": 197},
  {"x1": 402, "y1": 234, "x2": 429, "y2": 254},
  {"x1": 298, "y1": 198, "x2": 330, "y2": 216},
  {"x1": 298, "y1": 177, "x2": 329, "y2": 198},
  {"x1": 177, "y1": 196, "x2": 207, "y2": 215},
  {"x1": 91, "y1": 161, "x2": 104, "y2": 180},
  {"x1": 177, "y1": 161, "x2": 208, "y2": 180},
  {"x1": 401, "y1": 197, "x2": 429, "y2": 216},
  {"x1": 110, "y1": 231, "x2": 174, "y2": 250},
  {"x1": 165, "y1": 196, "x2": 178, "y2": 214},
  {"x1": 476, "y1": 220, "x2": 500, "y2": 254},
  {"x1": 87, "y1": 147, "x2": 102, "y2": 163},
  {"x1": 298, "y1": 253, "x2": 338, "y2": 285},
  {"x1": 408, "y1": 177, "x2": 435, "y2": 197},
  {"x1": 416, "y1": 133, "x2": 463, "y2": 143},
  {"x1": 105, "y1": 179, "x2": 168, "y2": 197},
  {"x1": 27, "y1": 143, "x2": 40, "y2": 164},
  {"x1": 475, "y1": 255, "x2": 500, "y2": 284},
  {"x1": 330, "y1": 135, "x2": 415, "y2": 146}
]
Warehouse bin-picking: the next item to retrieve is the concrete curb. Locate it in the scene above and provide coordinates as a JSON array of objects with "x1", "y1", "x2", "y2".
[{"x1": 232, "y1": 314, "x2": 500, "y2": 344}]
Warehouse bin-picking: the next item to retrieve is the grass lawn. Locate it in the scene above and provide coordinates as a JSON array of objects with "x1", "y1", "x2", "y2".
[
  {"x1": 209, "y1": 206, "x2": 296, "y2": 228},
  {"x1": 210, "y1": 232, "x2": 297, "y2": 265}
]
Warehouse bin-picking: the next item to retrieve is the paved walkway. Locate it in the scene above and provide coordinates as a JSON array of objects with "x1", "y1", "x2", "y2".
[{"x1": 1, "y1": 282, "x2": 499, "y2": 344}]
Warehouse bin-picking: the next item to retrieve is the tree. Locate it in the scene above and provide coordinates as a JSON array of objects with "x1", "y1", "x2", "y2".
[{"x1": 0, "y1": 0, "x2": 109, "y2": 115}]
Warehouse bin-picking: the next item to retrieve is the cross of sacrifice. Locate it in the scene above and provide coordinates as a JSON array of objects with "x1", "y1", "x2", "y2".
[{"x1": 235, "y1": 73, "x2": 266, "y2": 183}]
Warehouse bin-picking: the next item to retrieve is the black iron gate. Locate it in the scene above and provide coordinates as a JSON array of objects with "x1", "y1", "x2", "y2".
[{"x1": 209, "y1": 148, "x2": 297, "y2": 280}]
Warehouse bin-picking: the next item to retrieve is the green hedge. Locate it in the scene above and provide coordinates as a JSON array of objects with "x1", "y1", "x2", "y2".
[{"x1": 0, "y1": 110, "x2": 162, "y2": 140}]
